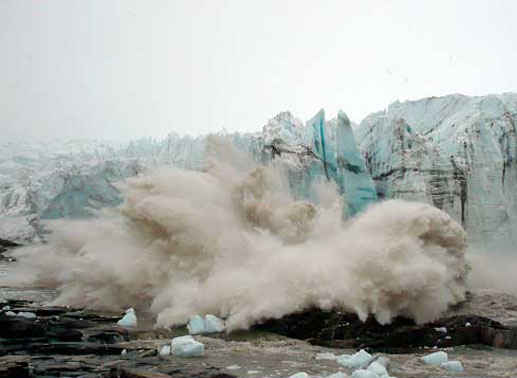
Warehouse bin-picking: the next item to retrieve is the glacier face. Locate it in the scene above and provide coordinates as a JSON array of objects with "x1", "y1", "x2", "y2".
[
  {"x1": 1, "y1": 93, "x2": 516, "y2": 249},
  {"x1": 356, "y1": 93, "x2": 517, "y2": 249},
  {"x1": 0, "y1": 111, "x2": 376, "y2": 242}
]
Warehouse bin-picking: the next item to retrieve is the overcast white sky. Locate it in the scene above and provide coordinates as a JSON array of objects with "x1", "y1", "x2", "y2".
[{"x1": 1, "y1": 0, "x2": 516, "y2": 141}]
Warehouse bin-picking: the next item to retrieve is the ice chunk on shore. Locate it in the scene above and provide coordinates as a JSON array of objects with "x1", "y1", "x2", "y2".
[
  {"x1": 159, "y1": 345, "x2": 171, "y2": 356},
  {"x1": 117, "y1": 308, "x2": 137, "y2": 328},
  {"x1": 187, "y1": 314, "x2": 225, "y2": 334},
  {"x1": 337, "y1": 350, "x2": 373, "y2": 369},
  {"x1": 171, "y1": 335, "x2": 204, "y2": 357},
  {"x1": 367, "y1": 361, "x2": 389, "y2": 377},
  {"x1": 17, "y1": 311, "x2": 37, "y2": 319},
  {"x1": 288, "y1": 373, "x2": 309, "y2": 378},
  {"x1": 441, "y1": 360, "x2": 464, "y2": 373},
  {"x1": 421, "y1": 351, "x2": 448, "y2": 366},
  {"x1": 187, "y1": 314, "x2": 206, "y2": 334},
  {"x1": 205, "y1": 314, "x2": 225, "y2": 332},
  {"x1": 351, "y1": 369, "x2": 378, "y2": 378}
]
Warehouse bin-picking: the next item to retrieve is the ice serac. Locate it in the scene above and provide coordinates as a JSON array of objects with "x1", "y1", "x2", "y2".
[
  {"x1": 334, "y1": 111, "x2": 378, "y2": 215},
  {"x1": 264, "y1": 110, "x2": 377, "y2": 216},
  {"x1": 356, "y1": 93, "x2": 517, "y2": 249}
]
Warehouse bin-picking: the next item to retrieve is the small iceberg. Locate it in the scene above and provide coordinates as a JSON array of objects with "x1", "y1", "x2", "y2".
[
  {"x1": 351, "y1": 369, "x2": 378, "y2": 378},
  {"x1": 17, "y1": 311, "x2": 37, "y2": 319},
  {"x1": 288, "y1": 373, "x2": 309, "y2": 378},
  {"x1": 421, "y1": 351, "x2": 448, "y2": 366},
  {"x1": 117, "y1": 308, "x2": 137, "y2": 329},
  {"x1": 159, "y1": 345, "x2": 171, "y2": 356},
  {"x1": 187, "y1": 314, "x2": 225, "y2": 334},
  {"x1": 441, "y1": 360, "x2": 464, "y2": 373},
  {"x1": 367, "y1": 361, "x2": 389, "y2": 378},
  {"x1": 171, "y1": 335, "x2": 204, "y2": 357},
  {"x1": 337, "y1": 349, "x2": 373, "y2": 369}
]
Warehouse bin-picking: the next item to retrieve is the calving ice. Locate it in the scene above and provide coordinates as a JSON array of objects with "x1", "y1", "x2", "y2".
[{"x1": 2, "y1": 136, "x2": 469, "y2": 331}]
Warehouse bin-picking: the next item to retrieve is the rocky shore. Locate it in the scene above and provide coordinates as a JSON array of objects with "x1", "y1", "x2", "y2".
[{"x1": 2, "y1": 296, "x2": 517, "y2": 378}]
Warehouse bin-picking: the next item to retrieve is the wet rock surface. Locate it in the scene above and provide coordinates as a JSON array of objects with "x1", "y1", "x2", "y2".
[
  {"x1": 0, "y1": 299, "x2": 236, "y2": 378},
  {"x1": 255, "y1": 308, "x2": 517, "y2": 352}
]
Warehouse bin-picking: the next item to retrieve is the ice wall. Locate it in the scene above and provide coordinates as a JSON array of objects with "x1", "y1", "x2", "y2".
[{"x1": 355, "y1": 93, "x2": 517, "y2": 249}]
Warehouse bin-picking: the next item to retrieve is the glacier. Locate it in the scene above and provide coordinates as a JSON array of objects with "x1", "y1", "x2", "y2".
[
  {"x1": 1, "y1": 93, "x2": 516, "y2": 250},
  {"x1": 356, "y1": 93, "x2": 517, "y2": 249}
]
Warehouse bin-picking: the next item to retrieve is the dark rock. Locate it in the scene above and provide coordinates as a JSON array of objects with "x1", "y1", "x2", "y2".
[
  {"x1": 107, "y1": 366, "x2": 237, "y2": 378},
  {"x1": 254, "y1": 308, "x2": 517, "y2": 352},
  {"x1": 0, "y1": 313, "x2": 46, "y2": 338},
  {"x1": 0, "y1": 357, "x2": 30, "y2": 378}
]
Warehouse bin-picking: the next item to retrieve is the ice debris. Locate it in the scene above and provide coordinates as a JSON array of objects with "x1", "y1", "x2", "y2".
[
  {"x1": 337, "y1": 350, "x2": 373, "y2": 369},
  {"x1": 421, "y1": 351, "x2": 448, "y2": 366},
  {"x1": 441, "y1": 361, "x2": 464, "y2": 373},
  {"x1": 159, "y1": 345, "x2": 171, "y2": 356},
  {"x1": 288, "y1": 373, "x2": 309, "y2": 378},
  {"x1": 351, "y1": 370, "x2": 378, "y2": 378},
  {"x1": 187, "y1": 314, "x2": 225, "y2": 334},
  {"x1": 117, "y1": 308, "x2": 137, "y2": 329},
  {"x1": 171, "y1": 335, "x2": 204, "y2": 357},
  {"x1": 17, "y1": 311, "x2": 37, "y2": 319},
  {"x1": 4, "y1": 311, "x2": 36, "y2": 318},
  {"x1": 465, "y1": 322, "x2": 472, "y2": 327},
  {"x1": 367, "y1": 361, "x2": 389, "y2": 378},
  {"x1": 226, "y1": 365, "x2": 241, "y2": 370},
  {"x1": 121, "y1": 349, "x2": 127, "y2": 355},
  {"x1": 434, "y1": 327, "x2": 447, "y2": 333}
]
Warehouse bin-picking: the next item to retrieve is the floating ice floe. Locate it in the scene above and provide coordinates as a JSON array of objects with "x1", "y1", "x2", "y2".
[
  {"x1": 421, "y1": 351, "x2": 448, "y2": 366},
  {"x1": 5, "y1": 311, "x2": 17, "y2": 316},
  {"x1": 171, "y1": 335, "x2": 204, "y2": 357},
  {"x1": 465, "y1": 322, "x2": 472, "y2": 327},
  {"x1": 316, "y1": 352, "x2": 338, "y2": 360},
  {"x1": 121, "y1": 349, "x2": 127, "y2": 355},
  {"x1": 187, "y1": 314, "x2": 225, "y2": 334},
  {"x1": 226, "y1": 365, "x2": 241, "y2": 370},
  {"x1": 288, "y1": 373, "x2": 309, "y2": 378},
  {"x1": 247, "y1": 370, "x2": 260, "y2": 374},
  {"x1": 367, "y1": 361, "x2": 389, "y2": 378},
  {"x1": 159, "y1": 345, "x2": 171, "y2": 356},
  {"x1": 434, "y1": 327, "x2": 447, "y2": 333},
  {"x1": 2, "y1": 305, "x2": 10, "y2": 310},
  {"x1": 337, "y1": 350, "x2": 373, "y2": 369},
  {"x1": 441, "y1": 361, "x2": 464, "y2": 373},
  {"x1": 117, "y1": 308, "x2": 137, "y2": 329}
]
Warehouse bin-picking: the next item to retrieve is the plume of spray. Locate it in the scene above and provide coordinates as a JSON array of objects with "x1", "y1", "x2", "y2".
[{"x1": 2, "y1": 137, "x2": 469, "y2": 330}]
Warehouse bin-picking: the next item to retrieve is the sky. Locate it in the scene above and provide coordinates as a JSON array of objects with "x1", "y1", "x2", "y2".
[{"x1": 1, "y1": 0, "x2": 517, "y2": 142}]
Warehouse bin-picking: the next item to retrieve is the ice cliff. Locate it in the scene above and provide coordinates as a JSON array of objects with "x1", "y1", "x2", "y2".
[
  {"x1": 356, "y1": 93, "x2": 517, "y2": 249},
  {"x1": 1, "y1": 93, "x2": 516, "y2": 249}
]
